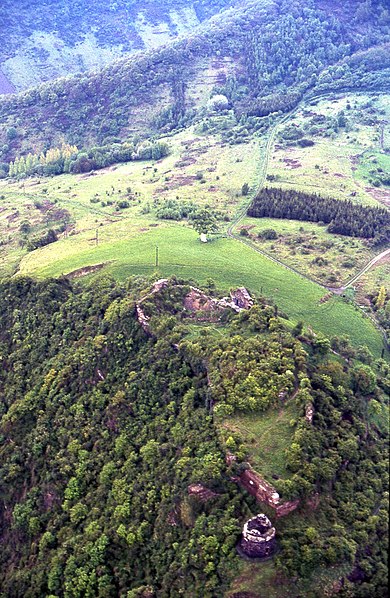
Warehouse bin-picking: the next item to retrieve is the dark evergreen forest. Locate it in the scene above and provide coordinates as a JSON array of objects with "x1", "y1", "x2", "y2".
[{"x1": 248, "y1": 187, "x2": 390, "y2": 243}]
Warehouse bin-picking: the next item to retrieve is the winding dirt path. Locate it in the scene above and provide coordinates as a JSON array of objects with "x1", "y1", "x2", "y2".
[{"x1": 343, "y1": 247, "x2": 390, "y2": 288}]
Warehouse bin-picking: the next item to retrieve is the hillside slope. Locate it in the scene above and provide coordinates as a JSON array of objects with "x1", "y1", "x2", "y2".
[
  {"x1": 0, "y1": 0, "x2": 234, "y2": 92},
  {"x1": 0, "y1": 0, "x2": 389, "y2": 164},
  {"x1": 0, "y1": 276, "x2": 388, "y2": 597}
]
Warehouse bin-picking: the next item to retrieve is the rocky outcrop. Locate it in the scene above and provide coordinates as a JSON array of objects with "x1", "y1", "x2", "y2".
[
  {"x1": 225, "y1": 452, "x2": 237, "y2": 466},
  {"x1": 136, "y1": 279, "x2": 254, "y2": 331},
  {"x1": 183, "y1": 286, "x2": 254, "y2": 315},
  {"x1": 275, "y1": 499, "x2": 300, "y2": 517},
  {"x1": 66, "y1": 262, "x2": 106, "y2": 278},
  {"x1": 230, "y1": 287, "x2": 254, "y2": 310},
  {"x1": 239, "y1": 469, "x2": 280, "y2": 507},
  {"x1": 305, "y1": 403, "x2": 314, "y2": 423},
  {"x1": 136, "y1": 305, "x2": 151, "y2": 333},
  {"x1": 183, "y1": 288, "x2": 219, "y2": 313},
  {"x1": 135, "y1": 279, "x2": 169, "y2": 332},
  {"x1": 238, "y1": 513, "x2": 276, "y2": 558},
  {"x1": 150, "y1": 278, "x2": 170, "y2": 294}
]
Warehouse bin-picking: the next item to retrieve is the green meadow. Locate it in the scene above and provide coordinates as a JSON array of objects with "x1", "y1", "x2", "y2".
[
  {"x1": 1, "y1": 93, "x2": 388, "y2": 357},
  {"x1": 222, "y1": 401, "x2": 299, "y2": 481},
  {"x1": 18, "y1": 222, "x2": 385, "y2": 355}
]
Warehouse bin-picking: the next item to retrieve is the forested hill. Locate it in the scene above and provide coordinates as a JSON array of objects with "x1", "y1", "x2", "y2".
[
  {"x1": 0, "y1": 0, "x2": 235, "y2": 92},
  {"x1": 0, "y1": 275, "x2": 388, "y2": 597},
  {"x1": 0, "y1": 0, "x2": 389, "y2": 164}
]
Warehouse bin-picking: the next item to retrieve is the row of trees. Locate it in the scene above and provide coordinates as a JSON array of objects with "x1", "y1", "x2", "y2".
[
  {"x1": 248, "y1": 187, "x2": 390, "y2": 242},
  {"x1": 7, "y1": 140, "x2": 170, "y2": 178}
]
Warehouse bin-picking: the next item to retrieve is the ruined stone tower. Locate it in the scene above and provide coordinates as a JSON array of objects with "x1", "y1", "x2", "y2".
[{"x1": 238, "y1": 513, "x2": 276, "y2": 558}]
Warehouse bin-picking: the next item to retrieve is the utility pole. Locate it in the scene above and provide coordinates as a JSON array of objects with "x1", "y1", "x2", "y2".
[
  {"x1": 155, "y1": 245, "x2": 159, "y2": 268},
  {"x1": 96, "y1": 228, "x2": 99, "y2": 246}
]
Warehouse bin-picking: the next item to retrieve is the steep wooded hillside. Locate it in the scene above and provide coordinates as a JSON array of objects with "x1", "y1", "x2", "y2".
[
  {"x1": 0, "y1": 0, "x2": 234, "y2": 92},
  {"x1": 0, "y1": 276, "x2": 388, "y2": 597},
  {"x1": 0, "y1": 0, "x2": 389, "y2": 164}
]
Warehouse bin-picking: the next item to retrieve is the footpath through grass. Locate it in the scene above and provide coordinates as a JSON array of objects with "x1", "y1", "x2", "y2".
[{"x1": 18, "y1": 224, "x2": 385, "y2": 355}]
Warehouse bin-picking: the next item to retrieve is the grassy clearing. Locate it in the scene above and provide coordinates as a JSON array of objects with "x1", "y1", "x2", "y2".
[
  {"x1": 0, "y1": 127, "x2": 259, "y2": 274},
  {"x1": 355, "y1": 258, "x2": 390, "y2": 303},
  {"x1": 355, "y1": 151, "x2": 390, "y2": 192},
  {"x1": 240, "y1": 216, "x2": 374, "y2": 287},
  {"x1": 222, "y1": 400, "x2": 299, "y2": 480},
  {"x1": 268, "y1": 93, "x2": 389, "y2": 207},
  {"x1": 17, "y1": 224, "x2": 385, "y2": 355},
  {"x1": 227, "y1": 559, "x2": 352, "y2": 598}
]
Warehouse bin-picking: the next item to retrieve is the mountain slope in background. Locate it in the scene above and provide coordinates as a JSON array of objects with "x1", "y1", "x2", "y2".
[
  {"x1": 0, "y1": 0, "x2": 389, "y2": 166},
  {"x1": 0, "y1": 0, "x2": 234, "y2": 92}
]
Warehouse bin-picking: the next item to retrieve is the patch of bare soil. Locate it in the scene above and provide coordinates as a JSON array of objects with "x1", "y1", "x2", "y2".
[
  {"x1": 174, "y1": 157, "x2": 197, "y2": 168},
  {"x1": 78, "y1": 171, "x2": 97, "y2": 179},
  {"x1": 350, "y1": 153, "x2": 362, "y2": 171},
  {"x1": 283, "y1": 157, "x2": 302, "y2": 169},
  {"x1": 35, "y1": 199, "x2": 55, "y2": 213},
  {"x1": 181, "y1": 138, "x2": 201, "y2": 147},
  {"x1": 6, "y1": 211, "x2": 19, "y2": 223},
  {"x1": 66, "y1": 263, "x2": 107, "y2": 278},
  {"x1": 163, "y1": 174, "x2": 197, "y2": 189},
  {"x1": 334, "y1": 172, "x2": 345, "y2": 178},
  {"x1": 319, "y1": 292, "x2": 333, "y2": 304},
  {"x1": 365, "y1": 186, "x2": 390, "y2": 207},
  {"x1": 25, "y1": 180, "x2": 42, "y2": 187}
]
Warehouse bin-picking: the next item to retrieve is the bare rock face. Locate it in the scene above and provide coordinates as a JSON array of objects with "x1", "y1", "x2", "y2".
[
  {"x1": 136, "y1": 305, "x2": 150, "y2": 333},
  {"x1": 239, "y1": 469, "x2": 280, "y2": 507},
  {"x1": 239, "y1": 514, "x2": 276, "y2": 558},
  {"x1": 183, "y1": 288, "x2": 218, "y2": 313},
  {"x1": 275, "y1": 499, "x2": 300, "y2": 517},
  {"x1": 150, "y1": 278, "x2": 170, "y2": 294},
  {"x1": 305, "y1": 403, "x2": 314, "y2": 423}
]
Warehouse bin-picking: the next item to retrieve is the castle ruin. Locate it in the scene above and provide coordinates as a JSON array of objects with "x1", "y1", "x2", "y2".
[{"x1": 238, "y1": 513, "x2": 277, "y2": 558}]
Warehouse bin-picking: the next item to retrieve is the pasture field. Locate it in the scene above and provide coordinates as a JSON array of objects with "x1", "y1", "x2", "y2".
[
  {"x1": 268, "y1": 93, "x2": 390, "y2": 207},
  {"x1": 239, "y1": 216, "x2": 374, "y2": 287},
  {"x1": 17, "y1": 224, "x2": 385, "y2": 355},
  {"x1": 0, "y1": 129, "x2": 260, "y2": 276}
]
